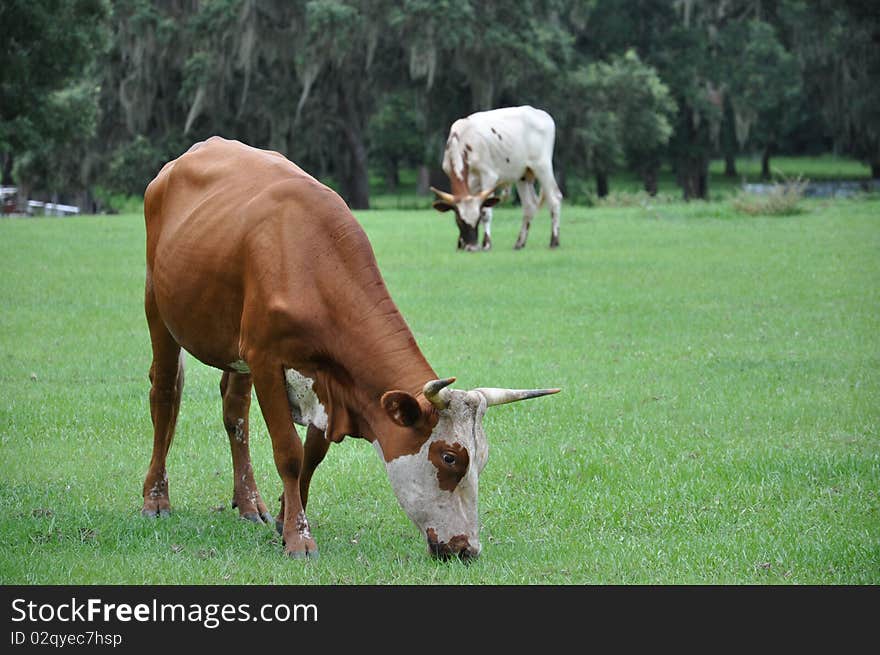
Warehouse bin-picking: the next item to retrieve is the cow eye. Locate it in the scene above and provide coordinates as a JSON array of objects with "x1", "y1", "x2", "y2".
[{"x1": 442, "y1": 452, "x2": 456, "y2": 466}]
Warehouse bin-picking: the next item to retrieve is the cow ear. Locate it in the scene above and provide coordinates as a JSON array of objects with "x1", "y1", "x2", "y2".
[
  {"x1": 481, "y1": 196, "x2": 501, "y2": 208},
  {"x1": 432, "y1": 200, "x2": 455, "y2": 213},
  {"x1": 381, "y1": 390, "x2": 424, "y2": 427}
]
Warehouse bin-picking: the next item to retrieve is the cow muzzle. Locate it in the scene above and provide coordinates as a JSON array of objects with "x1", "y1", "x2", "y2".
[
  {"x1": 426, "y1": 530, "x2": 481, "y2": 561},
  {"x1": 455, "y1": 219, "x2": 479, "y2": 252}
]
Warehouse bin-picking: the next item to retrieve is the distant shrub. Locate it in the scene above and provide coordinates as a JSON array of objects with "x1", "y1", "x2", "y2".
[
  {"x1": 730, "y1": 175, "x2": 809, "y2": 216},
  {"x1": 91, "y1": 187, "x2": 143, "y2": 214}
]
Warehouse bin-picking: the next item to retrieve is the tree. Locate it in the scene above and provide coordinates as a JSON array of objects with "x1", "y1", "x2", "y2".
[
  {"x1": 8, "y1": 0, "x2": 875, "y2": 208},
  {"x1": 585, "y1": 0, "x2": 726, "y2": 200},
  {"x1": 782, "y1": 0, "x2": 880, "y2": 177},
  {"x1": 0, "y1": 0, "x2": 106, "y2": 188},
  {"x1": 558, "y1": 51, "x2": 676, "y2": 198},
  {"x1": 12, "y1": 81, "x2": 101, "y2": 208},
  {"x1": 93, "y1": 0, "x2": 196, "y2": 196},
  {"x1": 718, "y1": 19, "x2": 802, "y2": 180},
  {"x1": 388, "y1": 0, "x2": 576, "y2": 194},
  {"x1": 367, "y1": 90, "x2": 425, "y2": 192},
  {"x1": 614, "y1": 50, "x2": 676, "y2": 195},
  {"x1": 652, "y1": 5, "x2": 724, "y2": 200}
]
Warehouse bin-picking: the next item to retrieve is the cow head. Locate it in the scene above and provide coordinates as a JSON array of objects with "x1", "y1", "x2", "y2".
[
  {"x1": 376, "y1": 377, "x2": 559, "y2": 560},
  {"x1": 430, "y1": 187, "x2": 500, "y2": 251}
]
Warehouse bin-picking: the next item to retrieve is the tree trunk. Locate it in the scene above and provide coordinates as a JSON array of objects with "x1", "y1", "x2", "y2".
[
  {"x1": 724, "y1": 152, "x2": 737, "y2": 177},
  {"x1": 417, "y1": 165, "x2": 430, "y2": 195},
  {"x1": 674, "y1": 106, "x2": 710, "y2": 201},
  {"x1": 678, "y1": 156, "x2": 709, "y2": 201},
  {"x1": 385, "y1": 158, "x2": 399, "y2": 192},
  {"x1": 761, "y1": 147, "x2": 772, "y2": 181},
  {"x1": 642, "y1": 167, "x2": 658, "y2": 196},
  {"x1": 77, "y1": 189, "x2": 98, "y2": 215},
  {"x1": 871, "y1": 160, "x2": 880, "y2": 179},
  {"x1": 596, "y1": 171, "x2": 609, "y2": 198},
  {"x1": 556, "y1": 164, "x2": 567, "y2": 197},
  {"x1": 343, "y1": 136, "x2": 370, "y2": 210},
  {"x1": 721, "y1": 96, "x2": 738, "y2": 177},
  {"x1": 339, "y1": 88, "x2": 370, "y2": 210},
  {"x1": 1, "y1": 152, "x2": 13, "y2": 186}
]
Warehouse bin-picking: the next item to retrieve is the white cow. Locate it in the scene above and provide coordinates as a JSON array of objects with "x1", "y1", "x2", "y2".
[{"x1": 431, "y1": 105, "x2": 563, "y2": 251}]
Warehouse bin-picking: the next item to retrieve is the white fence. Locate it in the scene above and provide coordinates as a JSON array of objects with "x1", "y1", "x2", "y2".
[
  {"x1": 0, "y1": 187, "x2": 81, "y2": 216},
  {"x1": 26, "y1": 200, "x2": 80, "y2": 216}
]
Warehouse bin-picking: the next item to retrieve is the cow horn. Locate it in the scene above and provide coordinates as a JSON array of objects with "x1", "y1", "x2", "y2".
[
  {"x1": 473, "y1": 387, "x2": 561, "y2": 407},
  {"x1": 430, "y1": 186, "x2": 456, "y2": 204},
  {"x1": 477, "y1": 186, "x2": 496, "y2": 201},
  {"x1": 423, "y1": 377, "x2": 456, "y2": 409}
]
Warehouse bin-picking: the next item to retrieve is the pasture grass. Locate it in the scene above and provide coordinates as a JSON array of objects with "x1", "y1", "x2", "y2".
[{"x1": 0, "y1": 194, "x2": 878, "y2": 584}]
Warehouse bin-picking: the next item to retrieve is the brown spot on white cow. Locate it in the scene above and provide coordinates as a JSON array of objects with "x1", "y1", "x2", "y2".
[
  {"x1": 426, "y1": 527, "x2": 475, "y2": 560},
  {"x1": 429, "y1": 440, "x2": 469, "y2": 491}
]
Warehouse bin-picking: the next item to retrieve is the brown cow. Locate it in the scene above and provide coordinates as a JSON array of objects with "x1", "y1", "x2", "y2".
[{"x1": 141, "y1": 137, "x2": 559, "y2": 559}]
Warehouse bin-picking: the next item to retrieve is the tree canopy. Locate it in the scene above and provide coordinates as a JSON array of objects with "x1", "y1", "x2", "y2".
[{"x1": 2, "y1": 0, "x2": 877, "y2": 209}]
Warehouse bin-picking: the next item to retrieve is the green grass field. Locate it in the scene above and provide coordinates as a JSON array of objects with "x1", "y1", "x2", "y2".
[{"x1": 1, "y1": 194, "x2": 878, "y2": 584}]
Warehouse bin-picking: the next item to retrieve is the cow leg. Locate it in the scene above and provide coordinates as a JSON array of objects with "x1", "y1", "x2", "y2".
[
  {"x1": 481, "y1": 207, "x2": 493, "y2": 251},
  {"x1": 220, "y1": 371, "x2": 274, "y2": 525},
  {"x1": 513, "y1": 179, "x2": 539, "y2": 250},
  {"x1": 250, "y1": 361, "x2": 318, "y2": 559},
  {"x1": 534, "y1": 166, "x2": 562, "y2": 248},
  {"x1": 547, "y1": 187, "x2": 562, "y2": 248},
  {"x1": 300, "y1": 424, "x2": 330, "y2": 510},
  {"x1": 142, "y1": 294, "x2": 184, "y2": 518},
  {"x1": 275, "y1": 424, "x2": 328, "y2": 530}
]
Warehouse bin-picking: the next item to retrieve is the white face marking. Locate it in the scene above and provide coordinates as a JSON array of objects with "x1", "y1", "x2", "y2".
[
  {"x1": 376, "y1": 391, "x2": 488, "y2": 556},
  {"x1": 456, "y1": 196, "x2": 484, "y2": 227},
  {"x1": 229, "y1": 359, "x2": 250, "y2": 373},
  {"x1": 384, "y1": 439, "x2": 479, "y2": 547},
  {"x1": 284, "y1": 368, "x2": 328, "y2": 433}
]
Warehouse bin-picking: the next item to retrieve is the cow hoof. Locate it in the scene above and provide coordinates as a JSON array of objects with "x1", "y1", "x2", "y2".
[
  {"x1": 275, "y1": 519, "x2": 284, "y2": 535},
  {"x1": 242, "y1": 511, "x2": 275, "y2": 526},
  {"x1": 550, "y1": 239, "x2": 560, "y2": 248},
  {"x1": 513, "y1": 242, "x2": 525, "y2": 250},
  {"x1": 283, "y1": 540, "x2": 319, "y2": 559},
  {"x1": 141, "y1": 508, "x2": 171, "y2": 518}
]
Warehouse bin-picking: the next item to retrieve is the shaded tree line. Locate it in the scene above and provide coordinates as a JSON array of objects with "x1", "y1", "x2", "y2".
[{"x1": 2, "y1": 0, "x2": 878, "y2": 211}]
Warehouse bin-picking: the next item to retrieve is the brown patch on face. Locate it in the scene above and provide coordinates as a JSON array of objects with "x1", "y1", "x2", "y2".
[
  {"x1": 373, "y1": 402, "x2": 439, "y2": 462},
  {"x1": 426, "y1": 528, "x2": 475, "y2": 560},
  {"x1": 428, "y1": 440, "x2": 469, "y2": 491}
]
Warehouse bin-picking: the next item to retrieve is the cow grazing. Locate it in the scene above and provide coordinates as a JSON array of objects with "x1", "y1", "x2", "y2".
[
  {"x1": 431, "y1": 105, "x2": 563, "y2": 251},
  {"x1": 141, "y1": 137, "x2": 560, "y2": 560}
]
